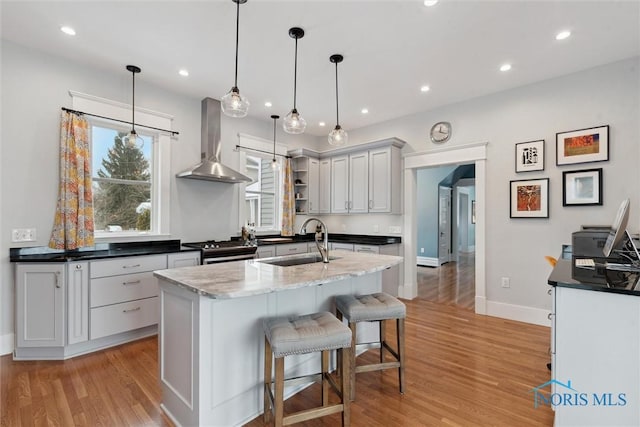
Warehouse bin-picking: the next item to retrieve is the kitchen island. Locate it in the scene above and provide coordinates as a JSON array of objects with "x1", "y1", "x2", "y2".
[{"x1": 153, "y1": 250, "x2": 403, "y2": 427}]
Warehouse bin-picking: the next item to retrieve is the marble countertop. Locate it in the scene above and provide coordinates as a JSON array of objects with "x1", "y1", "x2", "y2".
[{"x1": 153, "y1": 250, "x2": 403, "y2": 299}]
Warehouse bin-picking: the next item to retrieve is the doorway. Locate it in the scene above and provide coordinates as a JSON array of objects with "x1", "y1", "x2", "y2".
[{"x1": 401, "y1": 142, "x2": 487, "y2": 316}]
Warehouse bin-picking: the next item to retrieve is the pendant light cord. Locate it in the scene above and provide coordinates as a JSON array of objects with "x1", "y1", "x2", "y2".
[
  {"x1": 334, "y1": 62, "x2": 340, "y2": 126},
  {"x1": 273, "y1": 118, "x2": 277, "y2": 159},
  {"x1": 293, "y1": 37, "x2": 298, "y2": 110},
  {"x1": 233, "y1": 0, "x2": 240, "y2": 89},
  {"x1": 131, "y1": 70, "x2": 136, "y2": 131}
]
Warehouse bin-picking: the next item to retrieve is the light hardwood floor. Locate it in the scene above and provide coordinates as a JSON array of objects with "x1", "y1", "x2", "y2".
[{"x1": 1, "y1": 259, "x2": 554, "y2": 426}]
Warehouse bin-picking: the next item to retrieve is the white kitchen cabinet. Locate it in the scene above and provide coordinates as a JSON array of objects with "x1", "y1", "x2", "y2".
[
  {"x1": 318, "y1": 159, "x2": 331, "y2": 214},
  {"x1": 168, "y1": 251, "x2": 201, "y2": 268},
  {"x1": 67, "y1": 262, "x2": 89, "y2": 345},
  {"x1": 349, "y1": 152, "x2": 369, "y2": 213},
  {"x1": 256, "y1": 245, "x2": 275, "y2": 259},
  {"x1": 331, "y1": 153, "x2": 369, "y2": 214},
  {"x1": 275, "y1": 242, "x2": 308, "y2": 256},
  {"x1": 89, "y1": 254, "x2": 166, "y2": 340},
  {"x1": 15, "y1": 263, "x2": 65, "y2": 348},
  {"x1": 368, "y1": 146, "x2": 402, "y2": 214},
  {"x1": 331, "y1": 242, "x2": 354, "y2": 251},
  {"x1": 308, "y1": 158, "x2": 320, "y2": 214},
  {"x1": 292, "y1": 156, "x2": 311, "y2": 215}
]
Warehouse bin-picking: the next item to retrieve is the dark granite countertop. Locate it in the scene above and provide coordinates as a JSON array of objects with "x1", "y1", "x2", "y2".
[
  {"x1": 10, "y1": 240, "x2": 198, "y2": 263},
  {"x1": 548, "y1": 258, "x2": 640, "y2": 296},
  {"x1": 257, "y1": 233, "x2": 401, "y2": 246}
]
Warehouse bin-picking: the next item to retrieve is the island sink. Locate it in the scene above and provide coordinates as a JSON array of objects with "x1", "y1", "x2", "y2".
[{"x1": 258, "y1": 254, "x2": 340, "y2": 267}]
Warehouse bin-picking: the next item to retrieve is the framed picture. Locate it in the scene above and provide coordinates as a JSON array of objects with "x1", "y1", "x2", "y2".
[
  {"x1": 562, "y1": 168, "x2": 603, "y2": 206},
  {"x1": 556, "y1": 125, "x2": 609, "y2": 165},
  {"x1": 515, "y1": 140, "x2": 544, "y2": 172},
  {"x1": 510, "y1": 178, "x2": 549, "y2": 218}
]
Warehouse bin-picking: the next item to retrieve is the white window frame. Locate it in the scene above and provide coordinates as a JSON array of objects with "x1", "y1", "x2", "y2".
[
  {"x1": 237, "y1": 133, "x2": 287, "y2": 234},
  {"x1": 70, "y1": 91, "x2": 173, "y2": 241}
]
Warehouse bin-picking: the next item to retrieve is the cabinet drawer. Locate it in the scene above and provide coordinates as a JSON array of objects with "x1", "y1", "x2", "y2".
[
  {"x1": 90, "y1": 297, "x2": 158, "y2": 340},
  {"x1": 331, "y1": 242, "x2": 354, "y2": 251},
  {"x1": 275, "y1": 243, "x2": 308, "y2": 256},
  {"x1": 90, "y1": 254, "x2": 167, "y2": 278},
  {"x1": 354, "y1": 244, "x2": 379, "y2": 254},
  {"x1": 90, "y1": 271, "x2": 158, "y2": 308}
]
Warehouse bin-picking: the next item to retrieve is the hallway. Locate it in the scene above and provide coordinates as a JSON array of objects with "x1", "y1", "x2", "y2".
[{"x1": 417, "y1": 252, "x2": 475, "y2": 310}]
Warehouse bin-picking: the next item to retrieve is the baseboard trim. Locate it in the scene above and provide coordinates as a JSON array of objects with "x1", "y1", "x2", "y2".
[
  {"x1": 485, "y1": 300, "x2": 550, "y2": 327},
  {"x1": 1, "y1": 333, "x2": 14, "y2": 356},
  {"x1": 417, "y1": 256, "x2": 438, "y2": 267}
]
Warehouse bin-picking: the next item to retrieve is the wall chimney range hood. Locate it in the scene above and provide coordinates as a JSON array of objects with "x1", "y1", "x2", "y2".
[{"x1": 176, "y1": 97, "x2": 252, "y2": 183}]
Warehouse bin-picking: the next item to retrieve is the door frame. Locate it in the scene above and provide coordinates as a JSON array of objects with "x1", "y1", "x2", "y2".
[{"x1": 401, "y1": 142, "x2": 487, "y2": 316}]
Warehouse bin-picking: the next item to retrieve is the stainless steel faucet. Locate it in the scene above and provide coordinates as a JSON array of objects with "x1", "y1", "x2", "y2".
[{"x1": 300, "y1": 218, "x2": 329, "y2": 263}]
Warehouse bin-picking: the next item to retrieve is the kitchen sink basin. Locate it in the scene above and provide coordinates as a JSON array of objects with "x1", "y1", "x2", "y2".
[{"x1": 258, "y1": 254, "x2": 340, "y2": 267}]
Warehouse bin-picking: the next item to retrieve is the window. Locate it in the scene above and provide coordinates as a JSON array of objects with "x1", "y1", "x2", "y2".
[
  {"x1": 244, "y1": 154, "x2": 282, "y2": 232},
  {"x1": 91, "y1": 124, "x2": 155, "y2": 234},
  {"x1": 71, "y1": 90, "x2": 173, "y2": 239}
]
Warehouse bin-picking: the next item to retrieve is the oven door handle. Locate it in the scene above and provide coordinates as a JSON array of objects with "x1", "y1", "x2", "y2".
[{"x1": 203, "y1": 253, "x2": 257, "y2": 264}]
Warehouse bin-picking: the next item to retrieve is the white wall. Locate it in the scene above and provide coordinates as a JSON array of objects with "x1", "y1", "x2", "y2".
[
  {"x1": 348, "y1": 56, "x2": 640, "y2": 315},
  {"x1": 0, "y1": 41, "x2": 317, "y2": 346}
]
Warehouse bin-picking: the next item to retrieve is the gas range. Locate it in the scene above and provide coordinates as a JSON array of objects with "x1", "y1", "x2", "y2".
[{"x1": 182, "y1": 240, "x2": 257, "y2": 264}]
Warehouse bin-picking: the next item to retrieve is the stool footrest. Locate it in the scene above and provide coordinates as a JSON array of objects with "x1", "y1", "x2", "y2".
[
  {"x1": 283, "y1": 404, "x2": 345, "y2": 426},
  {"x1": 356, "y1": 361, "x2": 401, "y2": 373}
]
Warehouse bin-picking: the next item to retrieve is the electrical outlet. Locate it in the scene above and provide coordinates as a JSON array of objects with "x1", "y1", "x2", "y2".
[
  {"x1": 341, "y1": 224, "x2": 347, "y2": 232},
  {"x1": 501, "y1": 277, "x2": 510, "y2": 288},
  {"x1": 12, "y1": 228, "x2": 36, "y2": 242},
  {"x1": 388, "y1": 226, "x2": 402, "y2": 234},
  {"x1": 420, "y1": 247, "x2": 425, "y2": 253},
  {"x1": 373, "y1": 225, "x2": 379, "y2": 233}
]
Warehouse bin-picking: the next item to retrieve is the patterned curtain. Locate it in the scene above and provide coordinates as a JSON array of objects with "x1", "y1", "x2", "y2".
[
  {"x1": 281, "y1": 158, "x2": 295, "y2": 236},
  {"x1": 49, "y1": 111, "x2": 95, "y2": 249}
]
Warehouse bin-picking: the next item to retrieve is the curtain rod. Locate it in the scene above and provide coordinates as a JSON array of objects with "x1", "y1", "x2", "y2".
[
  {"x1": 235, "y1": 144, "x2": 291, "y2": 158},
  {"x1": 61, "y1": 107, "x2": 179, "y2": 136}
]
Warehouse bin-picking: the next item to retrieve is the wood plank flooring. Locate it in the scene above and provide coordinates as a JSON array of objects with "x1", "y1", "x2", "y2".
[
  {"x1": 418, "y1": 252, "x2": 475, "y2": 310},
  {"x1": 1, "y1": 257, "x2": 554, "y2": 426}
]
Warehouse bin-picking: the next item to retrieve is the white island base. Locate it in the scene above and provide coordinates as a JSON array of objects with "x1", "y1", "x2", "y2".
[{"x1": 158, "y1": 269, "x2": 383, "y2": 427}]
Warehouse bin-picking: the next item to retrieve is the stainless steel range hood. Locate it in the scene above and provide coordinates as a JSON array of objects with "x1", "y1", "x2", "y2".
[{"x1": 176, "y1": 97, "x2": 252, "y2": 183}]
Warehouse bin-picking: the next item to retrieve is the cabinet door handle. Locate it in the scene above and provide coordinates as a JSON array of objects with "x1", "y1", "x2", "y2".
[
  {"x1": 75, "y1": 264, "x2": 82, "y2": 270},
  {"x1": 122, "y1": 280, "x2": 141, "y2": 286},
  {"x1": 55, "y1": 271, "x2": 61, "y2": 289},
  {"x1": 547, "y1": 313, "x2": 554, "y2": 320},
  {"x1": 122, "y1": 264, "x2": 141, "y2": 269},
  {"x1": 369, "y1": 200, "x2": 373, "y2": 209},
  {"x1": 547, "y1": 289, "x2": 552, "y2": 295},
  {"x1": 123, "y1": 306, "x2": 141, "y2": 313},
  {"x1": 345, "y1": 201, "x2": 348, "y2": 210}
]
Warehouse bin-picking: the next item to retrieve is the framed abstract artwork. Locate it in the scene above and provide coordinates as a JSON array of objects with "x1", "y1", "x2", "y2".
[
  {"x1": 556, "y1": 125, "x2": 609, "y2": 165},
  {"x1": 510, "y1": 178, "x2": 549, "y2": 218},
  {"x1": 515, "y1": 139, "x2": 544, "y2": 173},
  {"x1": 562, "y1": 168, "x2": 603, "y2": 206}
]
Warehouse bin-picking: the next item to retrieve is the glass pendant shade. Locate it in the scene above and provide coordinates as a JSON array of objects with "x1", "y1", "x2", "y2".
[
  {"x1": 283, "y1": 109, "x2": 306, "y2": 134},
  {"x1": 328, "y1": 125, "x2": 348, "y2": 146},
  {"x1": 221, "y1": 87, "x2": 249, "y2": 118},
  {"x1": 127, "y1": 129, "x2": 138, "y2": 147}
]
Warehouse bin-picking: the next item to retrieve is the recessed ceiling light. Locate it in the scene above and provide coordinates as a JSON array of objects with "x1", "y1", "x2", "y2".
[
  {"x1": 319, "y1": 122, "x2": 326, "y2": 127},
  {"x1": 421, "y1": 85, "x2": 430, "y2": 92},
  {"x1": 361, "y1": 108, "x2": 369, "y2": 114},
  {"x1": 264, "y1": 101, "x2": 272, "y2": 108},
  {"x1": 556, "y1": 30, "x2": 571, "y2": 40},
  {"x1": 500, "y1": 63, "x2": 512, "y2": 72},
  {"x1": 178, "y1": 69, "x2": 189, "y2": 77},
  {"x1": 60, "y1": 26, "x2": 76, "y2": 36},
  {"x1": 424, "y1": 0, "x2": 438, "y2": 6}
]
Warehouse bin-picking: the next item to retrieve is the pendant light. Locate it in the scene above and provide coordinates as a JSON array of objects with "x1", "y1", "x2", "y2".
[
  {"x1": 328, "y1": 54, "x2": 348, "y2": 146},
  {"x1": 221, "y1": 0, "x2": 250, "y2": 118},
  {"x1": 283, "y1": 27, "x2": 306, "y2": 134},
  {"x1": 271, "y1": 114, "x2": 280, "y2": 169},
  {"x1": 126, "y1": 64, "x2": 142, "y2": 147}
]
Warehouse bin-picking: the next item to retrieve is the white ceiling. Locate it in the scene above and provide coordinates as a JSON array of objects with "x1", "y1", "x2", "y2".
[{"x1": 2, "y1": 1, "x2": 639, "y2": 136}]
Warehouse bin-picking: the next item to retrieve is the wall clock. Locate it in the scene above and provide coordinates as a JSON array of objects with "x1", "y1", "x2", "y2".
[{"x1": 430, "y1": 121, "x2": 451, "y2": 144}]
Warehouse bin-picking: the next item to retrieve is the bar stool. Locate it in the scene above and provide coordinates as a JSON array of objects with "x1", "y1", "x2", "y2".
[
  {"x1": 335, "y1": 292, "x2": 406, "y2": 401},
  {"x1": 263, "y1": 311, "x2": 352, "y2": 427}
]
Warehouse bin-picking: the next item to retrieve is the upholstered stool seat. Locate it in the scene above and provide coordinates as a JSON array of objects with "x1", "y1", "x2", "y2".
[
  {"x1": 335, "y1": 292, "x2": 406, "y2": 400},
  {"x1": 263, "y1": 311, "x2": 352, "y2": 426}
]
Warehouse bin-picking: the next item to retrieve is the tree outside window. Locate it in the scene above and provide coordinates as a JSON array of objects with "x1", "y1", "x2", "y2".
[{"x1": 91, "y1": 126, "x2": 153, "y2": 232}]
